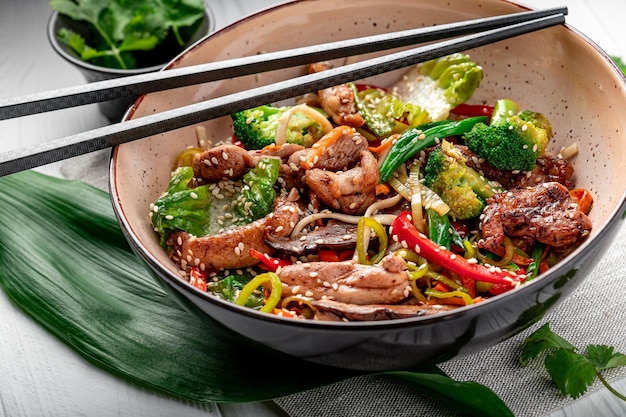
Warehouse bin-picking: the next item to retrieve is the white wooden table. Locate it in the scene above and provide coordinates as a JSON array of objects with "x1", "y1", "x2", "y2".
[{"x1": 0, "y1": 1, "x2": 624, "y2": 416}]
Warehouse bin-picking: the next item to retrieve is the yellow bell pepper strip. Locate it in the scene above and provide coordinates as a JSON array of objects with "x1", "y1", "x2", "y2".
[
  {"x1": 378, "y1": 116, "x2": 487, "y2": 183},
  {"x1": 235, "y1": 272, "x2": 282, "y2": 313},
  {"x1": 356, "y1": 216, "x2": 388, "y2": 265},
  {"x1": 424, "y1": 288, "x2": 474, "y2": 306},
  {"x1": 390, "y1": 211, "x2": 524, "y2": 288},
  {"x1": 249, "y1": 248, "x2": 291, "y2": 272},
  {"x1": 173, "y1": 147, "x2": 204, "y2": 169}
]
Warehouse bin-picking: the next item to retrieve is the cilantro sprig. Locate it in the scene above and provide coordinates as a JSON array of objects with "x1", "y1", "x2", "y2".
[
  {"x1": 521, "y1": 323, "x2": 626, "y2": 401},
  {"x1": 50, "y1": 0, "x2": 205, "y2": 70},
  {"x1": 612, "y1": 56, "x2": 626, "y2": 75}
]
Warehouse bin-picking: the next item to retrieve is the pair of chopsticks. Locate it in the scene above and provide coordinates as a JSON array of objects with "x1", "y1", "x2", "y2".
[{"x1": 0, "y1": 7, "x2": 567, "y2": 177}]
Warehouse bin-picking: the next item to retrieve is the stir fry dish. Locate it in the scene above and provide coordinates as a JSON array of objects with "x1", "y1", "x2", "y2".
[{"x1": 149, "y1": 53, "x2": 593, "y2": 322}]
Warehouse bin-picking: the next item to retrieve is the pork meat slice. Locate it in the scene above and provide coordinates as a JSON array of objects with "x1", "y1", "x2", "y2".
[
  {"x1": 309, "y1": 299, "x2": 457, "y2": 321},
  {"x1": 277, "y1": 254, "x2": 411, "y2": 305},
  {"x1": 167, "y1": 198, "x2": 300, "y2": 271}
]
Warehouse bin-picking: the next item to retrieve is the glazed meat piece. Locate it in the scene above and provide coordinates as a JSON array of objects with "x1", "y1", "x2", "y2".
[
  {"x1": 309, "y1": 299, "x2": 457, "y2": 321},
  {"x1": 250, "y1": 143, "x2": 307, "y2": 190},
  {"x1": 309, "y1": 62, "x2": 365, "y2": 127},
  {"x1": 250, "y1": 143, "x2": 305, "y2": 160},
  {"x1": 512, "y1": 153, "x2": 575, "y2": 188},
  {"x1": 479, "y1": 182, "x2": 592, "y2": 251},
  {"x1": 276, "y1": 254, "x2": 411, "y2": 305},
  {"x1": 302, "y1": 128, "x2": 379, "y2": 215},
  {"x1": 192, "y1": 144, "x2": 253, "y2": 182},
  {"x1": 310, "y1": 127, "x2": 369, "y2": 171},
  {"x1": 167, "y1": 198, "x2": 300, "y2": 271},
  {"x1": 458, "y1": 146, "x2": 574, "y2": 188}
]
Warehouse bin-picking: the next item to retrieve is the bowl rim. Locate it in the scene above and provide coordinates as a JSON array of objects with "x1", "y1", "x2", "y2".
[{"x1": 110, "y1": 0, "x2": 626, "y2": 330}]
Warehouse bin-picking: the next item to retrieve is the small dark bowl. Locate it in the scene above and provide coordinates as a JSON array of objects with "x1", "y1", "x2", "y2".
[
  {"x1": 110, "y1": 0, "x2": 626, "y2": 371},
  {"x1": 47, "y1": 8, "x2": 214, "y2": 121}
]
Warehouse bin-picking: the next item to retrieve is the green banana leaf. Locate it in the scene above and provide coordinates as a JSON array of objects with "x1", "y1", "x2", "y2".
[{"x1": 0, "y1": 170, "x2": 512, "y2": 416}]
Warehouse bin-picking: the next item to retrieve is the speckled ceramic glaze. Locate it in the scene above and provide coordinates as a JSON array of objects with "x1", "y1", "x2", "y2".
[{"x1": 110, "y1": 0, "x2": 626, "y2": 370}]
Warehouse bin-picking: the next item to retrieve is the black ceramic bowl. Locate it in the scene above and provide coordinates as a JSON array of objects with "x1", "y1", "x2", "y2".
[
  {"x1": 47, "y1": 8, "x2": 214, "y2": 121},
  {"x1": 110, "y1": 0, "x2": 626, "y2": 371}
]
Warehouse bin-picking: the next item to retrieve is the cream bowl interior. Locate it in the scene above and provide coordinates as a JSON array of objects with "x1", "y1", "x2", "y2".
[{"x1": 110, "y1": 0, "x2": 626, "y2": 370}]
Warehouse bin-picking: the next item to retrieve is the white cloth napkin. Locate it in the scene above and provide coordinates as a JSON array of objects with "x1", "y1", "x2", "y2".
[{"x1": 60, "y1": 153, "x2": 626, "y2": 417}]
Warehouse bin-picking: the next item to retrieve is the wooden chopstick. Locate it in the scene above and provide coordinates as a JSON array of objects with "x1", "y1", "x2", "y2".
[
  {"x1": 0, "y1": 12, "x2": 566, "y2": 177},
  {"x1": 0, "y1": 6, "x2": 566, "y2": 120}
]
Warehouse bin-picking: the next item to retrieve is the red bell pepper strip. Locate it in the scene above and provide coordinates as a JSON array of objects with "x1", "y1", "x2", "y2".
[
  {"x1": 189, "y1": 266, "x2": 207, "y2": 292},
  {"x1": 391, "y1": 211, "x2": 525, "y2": 288},
  {"x1": 319, "y1": 249, "x2": 354, "y2": 262},
  {"x1": 249, "y1": 248, "x2": 291, "y2": 272},
  {"x1": 450, "y1": 103, "x2": 495, "y2": 122}
]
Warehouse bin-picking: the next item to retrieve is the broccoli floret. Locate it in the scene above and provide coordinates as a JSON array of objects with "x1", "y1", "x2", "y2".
[
  {"x1": 462, "y1": 99, "x2": 552, "y2": 171},
  {"x1": 424, "y1": 140, "x2": 504, "y2": 220},
  {"x1": 231, "y1": 104, "x2": 325, "y2": 150}
]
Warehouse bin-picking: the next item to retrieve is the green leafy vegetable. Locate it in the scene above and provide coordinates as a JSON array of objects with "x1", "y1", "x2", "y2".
[
  {"x1": 612, "y1": 56, "x2": 626, "y2": 75},
  {"x1": 0, "y1": 170, "x2": 513, "y2": 416},
  {"x1": 152, "y1": 158, "x2": 280, "y2": 246},
  {"x1": 350, "y1": 83, "x2": 430, "y2": 137},
  {"x1": 207, "y1": 272, "x2": 266, "y2": 309},
  {"x1": 49, "y1": 0, "x2": 205, "y2": 69},
  {"x1": 151, "y1": 166, "x2": 213, "y2": 246},
  {"x1": 393, "y1": 53, "x2": 484, "y2": 121},
  {"x1": 235, "y1": 157, "x2": 280, "y2": 222},
  {"x1": 521, "y1": 323, "x2": 626, "y2": 401}
]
